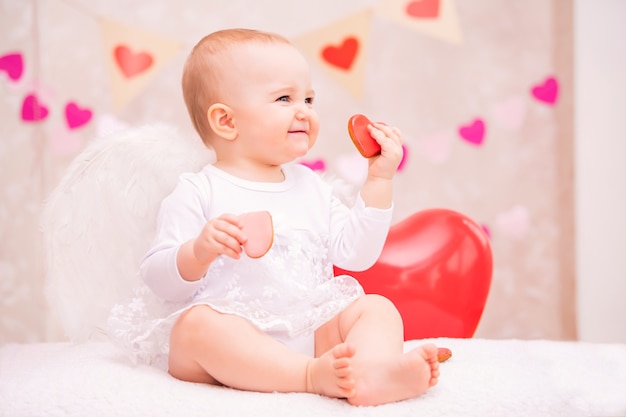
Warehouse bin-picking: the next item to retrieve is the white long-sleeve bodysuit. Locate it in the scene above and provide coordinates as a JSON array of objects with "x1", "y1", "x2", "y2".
[{"x1": 107, "y1": 163, "x2": 392, "y2": 369}]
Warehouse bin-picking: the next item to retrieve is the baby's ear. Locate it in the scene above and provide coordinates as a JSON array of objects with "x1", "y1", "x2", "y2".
[{"x1": 207, "y1": 103, "x2": 237, "y2": 141}]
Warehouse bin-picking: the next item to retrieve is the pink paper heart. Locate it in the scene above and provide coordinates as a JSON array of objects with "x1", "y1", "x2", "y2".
[
  {"x1": 300, "y1": 158, "x2": 326, "y2": 172},
  {"x1": 0, "y1": 52, "x2": 24, "y2": 81},
  {"x1": 397, "y1": 144, "x2": 409, "y2": 171},
  {"x1": 531, "y1": 76, "x2": 559, "y2": 105},
  {"x1": 458, "y1": 118, "x2": 485, "y2": 146},
  {"x1": 49, "y1": 127, "x2": 84, "y2": 156},
  {"x1": 418, "y1": 131, "x2": 453, "y2": 164},
  {"x1": 495, "y1": 205, "x2": 530, "y2": 240},
  {"x1": 21, "y1": 93, "x2": 49, "y2": 122},
  {"x1": 491, "y1": 96, "x2": 527, "y2": 130},
  {"x1": 65, "y1": 101, "x2": 93, "y2": 129},
  {"x1": 334, "y1": 152, "x2": 368, "y2": 186},
  {"x1": 96, "y1": 113, "x2": 130, "y2": 137}
]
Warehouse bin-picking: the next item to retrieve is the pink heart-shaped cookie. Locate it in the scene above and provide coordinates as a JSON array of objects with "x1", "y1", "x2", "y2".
[{"x1": 240, "y1": 211, "x2": 274, "y2": 259}]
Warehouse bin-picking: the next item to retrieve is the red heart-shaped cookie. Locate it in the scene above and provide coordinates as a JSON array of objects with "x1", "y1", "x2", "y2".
[
  {"x1": 348, "y1": 114, "x2": 382, "y2": 158},
  {"x1": 437, "y1": 347, "x2": 452, "y2": 363},
  {"x1": 239, "y1": 211, "x2": 274, "y2": 258}
]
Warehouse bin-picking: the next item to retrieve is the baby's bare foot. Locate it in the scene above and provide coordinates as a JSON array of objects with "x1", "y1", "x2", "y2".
[
  {"x1": 306, "y1": 343, "x2": 356, "y2": 398},
  {"x1": 348, "y1": 343, "x2": 440, "y2": 406}
]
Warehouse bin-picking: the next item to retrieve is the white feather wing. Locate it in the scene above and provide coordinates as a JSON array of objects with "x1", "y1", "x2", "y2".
[{"x1": 42, "y1": 125, "x2": 213, "y2": 342}]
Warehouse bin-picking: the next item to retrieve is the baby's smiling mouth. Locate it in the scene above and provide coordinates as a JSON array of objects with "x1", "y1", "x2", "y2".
[{"x1": 288, "y1": 128, "x2": 308, "y2": 135}]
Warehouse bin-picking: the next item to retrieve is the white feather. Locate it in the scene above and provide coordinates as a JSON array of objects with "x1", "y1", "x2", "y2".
[{"x1": 42, "y1": 125, "x2": 214, "y2": 342}]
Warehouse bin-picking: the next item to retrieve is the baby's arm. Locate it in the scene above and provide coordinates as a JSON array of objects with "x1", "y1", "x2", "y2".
[
  {"x1": 329, "y1": 195, "x2": 392, "y2": 271},
  {"x1": 359, "y1": 123, "x2": 403, "y2": 209},
  {"x1": 141, "y1": 174, "x2": 241, "y2": 302},
  {"x1": 329, "y1": 122, "x2": 402, "y2": 270}
]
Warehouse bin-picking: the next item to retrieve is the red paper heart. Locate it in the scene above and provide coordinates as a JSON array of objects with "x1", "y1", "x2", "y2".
[
  {"x1": 21, "y1": 93, "x2": 49, "y2": 122},
  {"x1": 321, "y1": 37, "x2": 359, "y2": 71},
  {"x1": 405, "y1": 0, "x2": 440, "y2": 18},
  {"x1": 0, "y1": 52, "x2": 24, "y2": 81},
  {"x1": 65, "y1": 101, "x2": 93, "y2": 129},
  {"x1": 458, "y1": 118, "x2": 486, "y2": 146},
  {"x1": 335, "y1": 209, "x2": 492, "y2": 340},
  {"x1": 531, "y1": 76, "x2": 559, "y2": 105},
  {"x1": 114, "y1": 45, "x2": 153, "y2": 78}
]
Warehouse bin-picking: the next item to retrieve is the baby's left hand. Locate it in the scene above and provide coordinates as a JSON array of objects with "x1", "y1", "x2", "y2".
[{"x1": 366, "y1": 122, "x2": 404, "y2": 180}]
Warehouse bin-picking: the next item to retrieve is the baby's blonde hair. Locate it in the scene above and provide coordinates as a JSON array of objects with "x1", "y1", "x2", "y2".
[{"x1": 182, "y1": 28, "x2": 292, "y2": 145}]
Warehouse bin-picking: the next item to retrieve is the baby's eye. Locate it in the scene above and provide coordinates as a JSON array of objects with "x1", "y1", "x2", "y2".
[
  {"x1": 276, "y1": 96, "x2": 290, "y2": 102},
  {"x1": 305, "y1": 97, "x2": 314, "y2": 106}
]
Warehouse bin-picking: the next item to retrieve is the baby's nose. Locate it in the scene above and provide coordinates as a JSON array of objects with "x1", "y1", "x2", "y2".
[{"x1": 295, "y1": 105, "x2": 310, "y2": 120}]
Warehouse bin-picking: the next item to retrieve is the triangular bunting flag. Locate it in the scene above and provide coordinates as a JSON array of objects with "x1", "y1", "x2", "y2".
[
  {"x1": 100, "y1": 19, "x2": 182, "y2": 110},
  {"x1": 293, "y1": 10, "x2": 373, "y2": 100},
  {"x1": 375, "y1": 0, "x2": 463, "y2": 45}
]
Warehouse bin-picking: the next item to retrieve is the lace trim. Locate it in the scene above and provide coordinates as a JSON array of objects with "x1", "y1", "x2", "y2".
[{"x1": 107, "y1": 230, "x2": 364, "y2": 368}]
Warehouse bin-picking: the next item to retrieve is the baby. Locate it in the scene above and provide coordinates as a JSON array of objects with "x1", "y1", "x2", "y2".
[{"x1": 137, "y1": 28, "x2": 439, "y2": 406}]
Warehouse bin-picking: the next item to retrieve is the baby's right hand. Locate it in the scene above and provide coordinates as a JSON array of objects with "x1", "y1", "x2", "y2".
[{"x1": 193, "y1": 214, "x2": 247, "y2": 263}]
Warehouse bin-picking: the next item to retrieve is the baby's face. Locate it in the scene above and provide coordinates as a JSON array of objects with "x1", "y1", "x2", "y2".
[{"x1": 221, "y1": 42, "x2": 320, "y2": 167}]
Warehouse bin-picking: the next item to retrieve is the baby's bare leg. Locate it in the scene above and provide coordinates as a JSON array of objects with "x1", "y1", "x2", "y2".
[
  {"x1": 168, "y1": 305, "x2": 354, "y2": 397},
  {"x1": 315, "y1": 294, "x2": 439, "y2": 406}
]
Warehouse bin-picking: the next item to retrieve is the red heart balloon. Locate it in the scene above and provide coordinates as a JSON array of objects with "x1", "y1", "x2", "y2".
[{"x1": 335, "y1": 209, "x2": 492, "y2": 340}]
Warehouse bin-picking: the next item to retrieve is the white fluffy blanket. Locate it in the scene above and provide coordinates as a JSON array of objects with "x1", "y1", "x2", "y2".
[{"x1": 1, "y1": 338, "x2": 624, "y2": 417}]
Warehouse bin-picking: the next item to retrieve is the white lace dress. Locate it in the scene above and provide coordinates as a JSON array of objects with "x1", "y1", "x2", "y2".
[{"x1": 107, "y1": 163, "x2": 392, "y2": 370}]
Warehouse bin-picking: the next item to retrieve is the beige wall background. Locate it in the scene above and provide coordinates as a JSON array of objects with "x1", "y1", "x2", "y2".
[{"x1": 0, "y1": 0, "x2": 582, "y2": 343}]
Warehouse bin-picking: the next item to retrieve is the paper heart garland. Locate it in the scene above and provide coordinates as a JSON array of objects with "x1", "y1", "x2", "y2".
[
  {"x1": 96, "y1": 113, "x2": 130, "y2": 137},
  {"x1": 491, "y1": 95, "x2": 527, "y2": 130},
  {"x1": 531, "y1": 76, "x2": 559, "y2": 105},
  {"x1": 334, "y1": 152, "x2": 368, "y2": 185},
  {"x1": 0, "y1": 52, "x2": 24, "y2": 81},
  {"x1": 495, "y1": 205, "x2": 530, "y2": 240},
  {"x1": 65, "y1": 102, "x2": 93, "y2": 129},
  {"x1": 114, "y1": 45, "x2": 154, "y2": 78},
  {"x1": 458, "y1": 118, "x2": 486, "y2": 146},
  {"x1": 406, "y1": 0, "x2": 440, "y2": 18},
  {"x1": 397, "y1": 144, "x2": 409, "y2": 171},
  {"x1": 418, "y1": 130, "x2": 453, "y2": 164},
  {"x1": 49, "y1": 127, "x2": 83, "y2": 156},
  {"x1": 21, "y1": 93, "x2": 49, "y2": 122},
  {"x1": 321, "y1": 37, "x2": 359, "y2": 70},
  {"x1": 335, "y1": 209, "x2": 492, "y2": 340}
]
